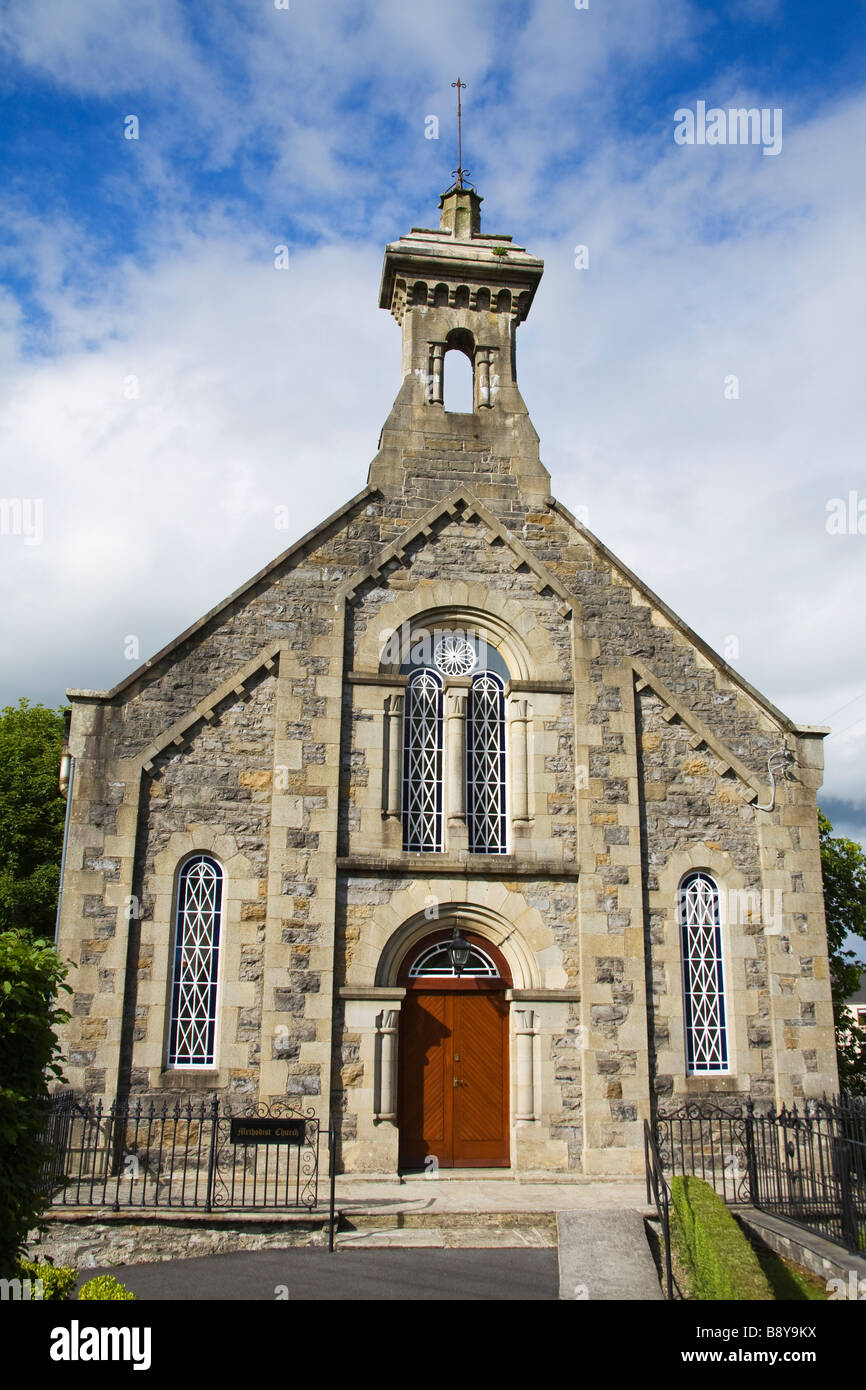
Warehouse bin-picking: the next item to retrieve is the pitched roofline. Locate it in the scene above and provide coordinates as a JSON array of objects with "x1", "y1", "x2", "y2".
[
  {"x1": 545, "y1": 495, "x2": 820, "y2": 738},
  {"x1": 68, "y1": 485, "x2": 380, "y2": 704},
  {"x1": 339, "y1": 485, "x2": 573, "y2": 617}
]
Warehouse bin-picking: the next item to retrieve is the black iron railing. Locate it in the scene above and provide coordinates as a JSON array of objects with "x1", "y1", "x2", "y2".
[
  {"x1": 653, "y1": 1096, "x2": 866, "y2": 1255},
  {"x1": 644, "y1": 1120, "x2": 674, "y2": 1299},
  {"x1": 40, "y1": 1094, "x2": 334, "y2": 1224}
]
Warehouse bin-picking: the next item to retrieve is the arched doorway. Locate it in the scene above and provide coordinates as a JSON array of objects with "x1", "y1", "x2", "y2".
[{"x1": 397, "y1": 927, "x2": 511, "y2": 1169}]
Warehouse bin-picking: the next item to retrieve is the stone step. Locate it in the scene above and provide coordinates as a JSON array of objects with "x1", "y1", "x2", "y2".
[
  {"x1": 337, "y1": 1222, "x2": 555, "y2": 1250},
  {"x1": 338, "y1": 1208, "x2": 557, "y2": 1233}
]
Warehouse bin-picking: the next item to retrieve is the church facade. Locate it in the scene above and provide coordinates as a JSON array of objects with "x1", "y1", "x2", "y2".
[{"x1": 54, "y1": 185, "x2": 838, "y2": 1177}]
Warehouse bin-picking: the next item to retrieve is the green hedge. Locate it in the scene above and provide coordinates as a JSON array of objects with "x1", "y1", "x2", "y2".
[
  {"x1": 17, "y1": 1257, "x2": 77, "y2": 1301},
  {"x1": 12, "y1": 1261, "x2": 136, "y2": 1300},
  {"x1": 671, "y1": 1175, "x2": 773, "y2": 1301},
  {"x1": 78, "y1": 1274, "x2": 137, "y2": 1301}
]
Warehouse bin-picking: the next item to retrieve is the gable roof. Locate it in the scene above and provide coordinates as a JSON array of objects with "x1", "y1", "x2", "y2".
[{"x1": 67, "y1": 480, "x2": 827, "y2": 743}]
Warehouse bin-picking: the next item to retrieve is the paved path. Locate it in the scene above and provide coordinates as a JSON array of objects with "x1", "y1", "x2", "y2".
[
  {"x1": 557, "y1": 1209, "x2": 664, "y2": 1300},
  {"x1": 335, "y1": 1175, "x2": 650, "y2": 1214}
]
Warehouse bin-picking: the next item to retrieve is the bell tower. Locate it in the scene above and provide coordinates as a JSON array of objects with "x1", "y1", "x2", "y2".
[{"x1": 369, "y1": 183, "x2": 550, "y2": 502}]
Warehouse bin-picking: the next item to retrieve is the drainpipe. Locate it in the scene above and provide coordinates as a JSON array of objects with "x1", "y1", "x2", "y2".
[{"x1": 55, "y1": 724, "x2": 74, "y2": 944}]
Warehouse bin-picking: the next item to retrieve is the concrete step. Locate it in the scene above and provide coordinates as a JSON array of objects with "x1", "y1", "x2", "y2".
[{"x1": 337, "y1": 1208, "x2": 556, "y2": 1249}]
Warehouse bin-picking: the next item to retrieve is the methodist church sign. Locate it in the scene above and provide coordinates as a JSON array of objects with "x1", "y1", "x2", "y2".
[{"x1": 230, "y1": 1117, "x2": 305, "y2": 1145}]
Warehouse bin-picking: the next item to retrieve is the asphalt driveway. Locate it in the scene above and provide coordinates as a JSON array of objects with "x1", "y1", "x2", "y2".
[{"x1": 78, "y1": 1246, "x2": 558, "y2": 1300}]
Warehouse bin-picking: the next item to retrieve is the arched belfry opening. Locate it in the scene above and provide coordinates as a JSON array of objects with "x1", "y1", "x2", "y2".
[{"x1": 443, "y1": 327, "x2": 475, "y2": 413}]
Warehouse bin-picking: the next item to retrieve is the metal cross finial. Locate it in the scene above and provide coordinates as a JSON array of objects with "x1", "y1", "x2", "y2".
[{"x1": 451, "y1": 77, "x2": 470, "y2": 189}]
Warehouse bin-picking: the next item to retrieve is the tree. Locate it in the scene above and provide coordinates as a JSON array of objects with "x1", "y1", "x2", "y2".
[
  {"x1": 0, "y1": 700, "x2": 67, "y2": 940},
  {"x1": 818, "y1": 810, "x2": 866, "y2": 1095},
  {"x1": 0, "y1": 930, "x2": 70, "y2": 1275}
]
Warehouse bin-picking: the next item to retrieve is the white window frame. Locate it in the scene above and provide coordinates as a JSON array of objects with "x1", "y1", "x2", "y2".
[
  {"x1": 167, "y1": 854, "x2": 224, "y2": 1069},
  {"x1": 467, "y1": 672, "x2": 507, "y2": 854},
  {"x1": 679, "y1": 870, "x2": 730, "y2": 1075},
  {"x1": 402, "y1": 670, "x2": 444, "y2": 852}
]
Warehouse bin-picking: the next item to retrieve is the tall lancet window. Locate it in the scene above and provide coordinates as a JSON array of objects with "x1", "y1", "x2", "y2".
[
  {"x1": 403, "y1": 670, "x2": 443, "y2": 852},
  {"x1": 679, "y1": 871, "x2": 729, "y2": 1073},
  {"x1": 168, "y1": 855, "x2": 224, "y2": 1067},
  {"x1": 468, "y1": 673, "x2": 507, "y2": 853}
]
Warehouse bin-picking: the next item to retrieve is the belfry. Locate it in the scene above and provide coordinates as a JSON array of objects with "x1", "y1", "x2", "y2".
[{"x1": 55, "y1": 172, "x2": 838, "y2": 1177}]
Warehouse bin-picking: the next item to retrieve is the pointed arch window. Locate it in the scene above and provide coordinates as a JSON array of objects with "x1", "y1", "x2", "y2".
[
  {"x1": 168, "y1": 855, "x2": 224, "y2": 1068},
  {"x1": 402, "y1": 671, "x2": 443, "y2": 852},
  {"x1": 679, "y1": 871, "x2": 729, "y2": 1073},
  {"x1": 468, "y1": 673, "x2": 507, "y2": 853}
]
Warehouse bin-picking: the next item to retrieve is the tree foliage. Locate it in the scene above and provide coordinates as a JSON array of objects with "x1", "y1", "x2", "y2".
[
  {"x1": 818, "y1": 810, "x2": 866, "y2": 1095},
  {"x1": 0, "y1": 699, "x2": 67, "y2": 940},
  {"x1": 0, "y1": 930, "x2": 71, "y2": 1275}
]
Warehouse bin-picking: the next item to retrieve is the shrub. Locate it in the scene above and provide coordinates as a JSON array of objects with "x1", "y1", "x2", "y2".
[
  {"x1": 0, "y1": 930, "x2": 72, "y2": 1275},
  {"x1": 78, "y1": 1274, "x2": 137, "y2": 1301},
  {"x1": 17, "y1": 1257, "x2": 77, "y2": 1300},
  {"x1": 671, "y1": 1175, "x2": 773, "y2": 1300}
]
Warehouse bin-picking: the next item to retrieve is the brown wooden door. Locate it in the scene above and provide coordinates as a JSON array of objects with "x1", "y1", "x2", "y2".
[{"x1": 399, "y1": 990, "x2": 509, "y2": 1169}]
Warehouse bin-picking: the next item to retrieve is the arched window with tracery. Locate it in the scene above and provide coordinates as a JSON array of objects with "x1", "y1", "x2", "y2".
[
  {"x1": 168, "y1": 854, "x2": 224, "y2": 1068},
  {"x1": 468, "y1": 673, "x2": 507, "y2": 853},
  {"x1": 402, "y1": 670, "x2": 443, "y2": 852},
  {"x1": 679, "y1": 871, "x2": 729, "y2": 1073}
]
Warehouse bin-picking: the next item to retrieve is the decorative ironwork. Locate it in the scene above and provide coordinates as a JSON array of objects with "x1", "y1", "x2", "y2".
[
  {"x1": 434, "y1": 635, "x2": 477, "y2": 676},
  {"x1": 653, "y1": 1096, "x2": 866, "y2": 1254},
  {"x1": 644, "y1": 1121, "x2": 675, "y2": 1299},
  {"x1": 468, "y1": 673, "x2": 507, "y2": 853},
  {"x1": 408, "y1": 939, "x2": 500, "y2": 978},
  {"x1": 654, "y1": 1099, "x2": 752, "y2": 1204},
  {"x1": 40, "y1": 1095, "x2": 323, "y2": 1213},
  {"x1": 403, "y1": 670, "x2": 443, "y2": 852},
  {"x1": 168, "y1": 855, "x2": 223, "y2": 1067},
  {"x1": 448, "y1": 77, "x2": 473, "y2": 191},
  {"x1": 679, "y1": 871, "x2": 729, "y2": 1073}
]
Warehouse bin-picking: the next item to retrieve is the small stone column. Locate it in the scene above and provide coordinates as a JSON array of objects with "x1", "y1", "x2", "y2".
[
  {"x1": 383, "y1": 693, "x2": 404, "y2": 818},
  {"x1": 445, "y1": 690, "x2": 468, "y2": 847},
  {"x1": 514, "y1": 1009, "x2": 538, "y2": 1121},
  {"x1": 509, "y1": 698, "x2": 531, "y2": 824},
  {"x1": 476, "y1": 347, "x2": 493, "y2": 408},
  {"x1": 375, "y1": 1009, "x2": 400, "y2": 1122},
  {"x1": 428, "y1": 343, "x2": 445, "y2": 405}
]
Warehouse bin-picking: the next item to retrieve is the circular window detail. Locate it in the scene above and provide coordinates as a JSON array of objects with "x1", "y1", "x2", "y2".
[{"x1": 433, "y1": 635, "x2": 477, "y2": 676}]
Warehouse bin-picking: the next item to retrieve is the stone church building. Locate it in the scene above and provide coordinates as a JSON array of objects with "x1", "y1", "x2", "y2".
[{"x1": 55, "y1": 184, "x2": 838, "y2": 1177}]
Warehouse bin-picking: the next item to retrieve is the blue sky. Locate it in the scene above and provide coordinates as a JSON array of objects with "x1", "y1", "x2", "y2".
[{"x1": 1, "y1": 1, "x2": 865, "y2": 944}]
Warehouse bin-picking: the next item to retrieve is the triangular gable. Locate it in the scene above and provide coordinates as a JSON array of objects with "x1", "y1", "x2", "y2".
[
  {"x1": 631, "y1": 658, "x2": 773, "y2": 805},
  {"x1": 340, "y1": 485, "x2": 573, "y2": 617},
  {"x1": 138, "y1": 642, "x2": 282, "y2": 773}
]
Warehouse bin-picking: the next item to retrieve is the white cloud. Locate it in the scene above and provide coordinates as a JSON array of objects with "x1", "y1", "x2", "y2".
[{"x1": 0, "y1": 1, "x2": 863, "y2": 826}]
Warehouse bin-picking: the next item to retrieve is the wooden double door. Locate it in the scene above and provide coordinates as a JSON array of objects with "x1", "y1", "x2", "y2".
[{"x1": 398, "y1": 988, "x2": 510, "y2": 1169}]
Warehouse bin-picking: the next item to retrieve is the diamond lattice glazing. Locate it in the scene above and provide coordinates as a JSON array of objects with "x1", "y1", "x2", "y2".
[
  {"x1": 467, "y1": 674, "x2": 507, "y2": 853},
  {"x1": 402, "y1": 671, "x2": 443, "y2": 851},
  {"x1": 680, "y1": 872, "x2": 729, "y2": 1073},
  {"x1": 168, "y1": 855, "x2": 223, "y2": 1067}
]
